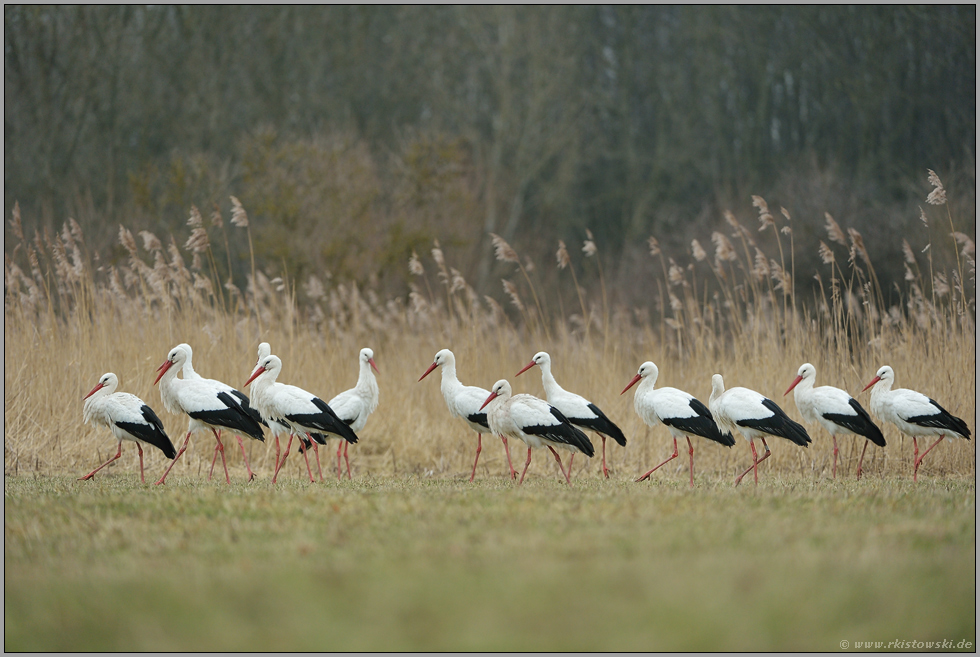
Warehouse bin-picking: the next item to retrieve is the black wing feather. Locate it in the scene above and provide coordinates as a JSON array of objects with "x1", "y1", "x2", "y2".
[
  {"x1": 518, "y1": 407, "x2": 595, "y2": 457},
  {"x1": 822, "y1": 398, "x2": 886, "y2": 446},
  {"x1": 736, "y1": 398, "x2": 811, "y2": 447},
  {"x1": 567, "y1": 403, "x2": 627, "y2": 446},
  {"x1": 230, "y1": 389, "x2": 268, "y2": 428},
  {"x1": 466, "y1": 412, "x2": 490, "y2": 429},
  {"x1": 188, "y1": 391, "x2": 265, "y2": 442},
  {"x1": 285, "y1": 397, "x2": 360, "y2": 444},
  {"x1": 905, "y1": 400, "x2": 971, "y2": 439},
  {"x1": 663, "y1": 398, "x2": 735, "y2": 447},
  {"x1": 115, "y1": 405, "x2": 177, "y2": 459}
]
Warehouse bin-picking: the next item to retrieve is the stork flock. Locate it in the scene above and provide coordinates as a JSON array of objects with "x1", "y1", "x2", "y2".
[{"x1": 80, "y1": 345, "x2": 971, "y2": 487}]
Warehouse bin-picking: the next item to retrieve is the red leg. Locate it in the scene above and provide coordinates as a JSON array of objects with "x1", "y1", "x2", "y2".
[
  {"x1": 857, "y1": 440, "x2": 869, "y2": 479},
  {"x1": 236, "y1": 435, "x2": 256, "y2": 482},
  {"x1": 914, "y1": 435, "x2": 944, "y2": 482},
  {"x1": 273, "y1": 435, "x2": 293, "y2": 484},
  {"x1": 272, "y1": 435, "x2": 282, "y2": 482},
  {"x1": 547, "y1": 446, "x2": 570, "y2": 485},
  {"x1": 735, "y1": 440, "x2": 771, "y2": 487},
  {"x1": 155, "y1": 431, "x2": 192, "y2": 485},
  {"x1": 343, "y1": 441, "x2": 352, "y2": 480},
  {"x1": 912, "y1": 437, "x2": 919, "y2": 483},
  {"x1": 79, "y1": 441, "x2": 123, "y2": 481},
  {"x1": 687, "y1": 437, "x2": 694, "y2": 488},
  {"x1": 310, "y1": 438, "x2": 323, "y2": 482},
  {"x1": 601, "y1": 434, "x2": 609, "y2": 478},
  {"x1": 138, "y1": 444, "x2": 145, "y2": 484},
  {"x1": 301, "y1": 439, "x2": 315, "y2": 482},
  {"x1": 470, "y1": 434, "x2": 483, "y2": 482},
  {"x1": 519, "y1": 447, "x2": 532, "y2": 485},
  {"x1": 565, "y1": 453, "x2": 576, "y2": 482},
  {"x1": 500, "y1": 436, "x2": 516, "y2": 479},
  {"x1": 208, "y1": 442, "x2": 220, "y2": 481},
  {"x1": 636, "y1": 437, "x2": 679, "y2": 482},
  {"x1": 832, "y1": 435, "x2": 839, "y2": 479},
  {"x1": 212, "y1": 429, "x2": 230, "y2": 484}
]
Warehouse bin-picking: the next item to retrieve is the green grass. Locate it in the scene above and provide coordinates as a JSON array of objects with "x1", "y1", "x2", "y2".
[{"x1": 4, "y1": 474, "x2": 976, "y2": 651}]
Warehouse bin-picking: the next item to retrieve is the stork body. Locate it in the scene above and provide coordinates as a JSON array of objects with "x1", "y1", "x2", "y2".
[
  {"x1": 863, "y1": 365, "x2": 970, "y2": 482},
  {"x1": 709, "y1": 374, "x2": 811, "y2": 486},
  {"x1": 322, "y1": 347, "x2": 380, "y2": 480},
  {"x1": 517, "y1": 351, "x2": 626, "y2": 479},
  {"x1": 419, "y1": 349, "x2": 516, "y2": 481},
  {"x1": 622, "y1": 362, "x2": 734, "y2": 487},
  {"x1": 786, "y1": 363, "x2": 885, "y2": 479},
  {"x1": 154, "y1": 344, "x2": 265, "y2": 485},
  {"x1": 244, "y1": 354, "x2": 359, "y2": 484},
  {"x1": 80, "y1": 373, "x2": 176, "y2": 483},
  {"x1": 480, "y1": 379, "x2": 594, "y2": 485}
]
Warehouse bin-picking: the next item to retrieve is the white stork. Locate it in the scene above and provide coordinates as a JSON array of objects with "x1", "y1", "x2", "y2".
[
  {"x1": 480, "y1": 379, "x2": 594, "y2": 485},
  {"x1": 419, "y1": 349, "x2": 516, "y2": 481},
  {"x1": 244, "y1": 354, "x2": 360, "y2": 484},
  {"x1": 709, "y1": 374, "x2": 811, "y2": 486},
  {"x1": 318, "y1": 347, "x2": 380, "y2": 480},
  {"x1": 785, "y1": 363, "x2": 885, "y2": 479},
  {"x1": 80, "y1": 372, "x2": 177, "y2": 483},
  {"x1": 516, "y1": 351, "x2": 626, "y2": 480},
  {"x1": 153, "y1": 343, "x2": 265, "y2": 485},
  {"x1": 621, "y1": 362, "x2": 735, "y2": 487},
  {"x1": 862, "y1": 365, "x2": 971, "y2": 482}
]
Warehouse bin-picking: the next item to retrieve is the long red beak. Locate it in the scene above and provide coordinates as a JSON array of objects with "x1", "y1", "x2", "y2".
[
  {"x1": 153, "y1": 360, "x2": 173, "y2": 385},
  {"x1": 479, "y1": 391, "x2": 498, "y2": 411},
  {"x1": 784, "y1": 374, "x2": 803, "y2": 396},
  {"x1": 244, "y1": 366, "x2": 267, "y2": 388},
  {"x1": 83, "y1": 382, "x2": 105, "y2": 400},
  {"x1": 418, "y1": 362, "x2": 438, "y2": 382},
  {"x1": 369, "y1": 358, "x2": 380, "y2": 375},
  {"x1": 621, "y1": 374, "x2": 642, "y2": 395},
  {"x1": 861, "y1": 375, "x2": 881, "y2": 392},
  {"x1": 515, "y1": 360, "x2": 536, "y2": 377}
]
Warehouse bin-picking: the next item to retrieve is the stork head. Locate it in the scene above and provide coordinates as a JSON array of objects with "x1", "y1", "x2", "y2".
[
  {"x1": 154, "y1": 344, "x2": 190, "y2": 385},
  {"x1": 622, "y1": 361, "x2": 659, "y2": 394},
  {"x1": 480, "y1": 379, "x2": 512, "y2": 411},
  {"x1": 360, "y1": 347, "x2": 380, "y2": 374},
  {"x1": 785, "y1": 362, "x2": 815, "y2": 396},
  {"x1": 419, "y1": 348, "x2": 454, "y2": 381},
  {"x1": 257, "y1": 342, "x2": 271, "y2": 361},
  {"x1": 516, "y1": 351, "x2": 550, "y2": 377},
  {"x1": 862, "y1": 365, "x2": 894, "y2": 392},
  {"x1": 84, "y1": 372, "x2": 118, "y2": 399},
  {"x1": 245, "y1": 354, "x2": 281, "y2": 388}
]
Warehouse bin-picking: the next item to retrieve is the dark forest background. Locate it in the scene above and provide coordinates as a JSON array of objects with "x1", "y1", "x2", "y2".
[{"x1": 4, "y1": 5, "x2": 975, "y2": 306}]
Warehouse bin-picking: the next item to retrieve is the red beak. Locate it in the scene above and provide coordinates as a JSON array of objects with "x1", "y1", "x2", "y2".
[
  {"x1": 861, "y1": 375, "x2": 881, "y2": 392},
  {"x1": 244, "y1": 366, "x2": 267, "y2": 388},
  {"x1": 479, "y1": 391, "x2": 499, "y2": 411},
  {"x1": 153, "y1": 360, "x2": 173, "y2": 385},
  {"x1": 621, "y1": 373, "x2": 642, "y2": 395},
  {"x1": 515, "y1": 360, "x2": 536, "y2": 377},
  {"x1": 369, "y1": 358, "x2": 380, "y2": 375},
  {"x1": 83, "y1": 382, "x2": 105, "y2": 400},
  {"x1": 784, "y1": 374, "x2": 803, "y2": 396},
  {"x1": 418, "y1": 362, "x2": 438, "y2": 382}
]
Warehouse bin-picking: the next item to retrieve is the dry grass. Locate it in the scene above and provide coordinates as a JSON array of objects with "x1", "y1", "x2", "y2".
[{"x1": 3, "y1": 179, "x2": 975, "y2": 485}]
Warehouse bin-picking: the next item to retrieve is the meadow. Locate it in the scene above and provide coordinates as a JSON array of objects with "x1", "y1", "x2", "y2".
[{"x1": 3, "y1": 177, "x2": 976, "y2": 650}]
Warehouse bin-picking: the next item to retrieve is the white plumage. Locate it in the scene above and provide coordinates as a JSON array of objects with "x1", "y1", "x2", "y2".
[
  {"x1": 862, "y1": 365, "x2": 970, "y2": 482},
  {"x1": 80, "y1": 372, "x2": 176, "y2": 483},
  {"x1": 480, "y1": 379, "x2": 594, "y2": 485},
  {"x1": 785, "y1": 362, "x2": 884, "y2": 479},
  {"x1": 516, "y1": 351, "x2": 626, "y2": 479},
  {"x1": 324, "y1": 347, "x2": 380, "y2": 480},
  {"x1": 153, "y1": 343, "x2": 265, "y2": 485},
  {"x1": 244, "y1": 353, "x2": 359, "y2": 483},
  {"x1": 419, "y1": 349, "x2": 516, "y2": 481},
  {"x1": 709, "y1": 373, "x2": 811, "y2": 486},
  {"x1": 622, "y1": 362, "x2": 734, "y2": 487}
]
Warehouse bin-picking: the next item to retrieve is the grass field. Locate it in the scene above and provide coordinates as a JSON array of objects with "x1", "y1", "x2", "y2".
[{"x1": 4, "y1": 474, "x2": 976, "y2": 651}]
